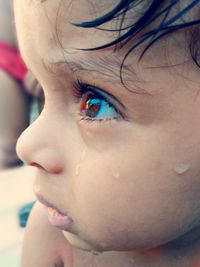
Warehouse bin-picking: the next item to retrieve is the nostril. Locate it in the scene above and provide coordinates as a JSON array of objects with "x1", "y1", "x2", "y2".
[
  {"x1": 30, "y1": 161, "x2": 63, "y2": 174},
  {"x1": 30, "y1": 162, "x2": 45, "y2": 170}
]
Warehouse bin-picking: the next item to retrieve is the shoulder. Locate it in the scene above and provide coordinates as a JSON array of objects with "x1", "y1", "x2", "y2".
[{"x1": 21, "y1": 201, "x2": 73, "y2": 267}]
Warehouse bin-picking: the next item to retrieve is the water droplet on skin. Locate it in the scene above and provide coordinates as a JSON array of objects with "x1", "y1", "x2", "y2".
[
  {"x1": 80, "y1": 149, "x2": 86, "y2": 161},
  {"x1": 84, "y1": 131, "x2": 103, "y2": 152},
  {"x1": 91, "y1": 250, "x2": 100, "y2": 256},
  {"x1": 93, "y1": 143, "x2": 104, "y2": 153},
  {"x1": 174, "y1": 163, "x2": 190, "y2": 174},
  {"x1": 112, "y1": 171, "x2": 121, "y2": 179},
  {"x1": 75, "y1": 164, "x2": 81, "y2": 176}
]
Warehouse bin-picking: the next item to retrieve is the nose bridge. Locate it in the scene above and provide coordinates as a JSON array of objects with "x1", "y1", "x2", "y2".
[{"x1": 16, "y1": 114, "x2": 63, "y2": 174}]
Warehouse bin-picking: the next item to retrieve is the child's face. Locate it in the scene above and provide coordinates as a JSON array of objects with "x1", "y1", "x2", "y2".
[{"x1": 15, "y1": 0, "x2": 200, "y2": 252}]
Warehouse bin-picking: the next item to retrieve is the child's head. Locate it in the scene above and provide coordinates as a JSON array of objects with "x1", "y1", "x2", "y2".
[{"x1": 14, "y1": 0, "x2": 200, "y2": 252}]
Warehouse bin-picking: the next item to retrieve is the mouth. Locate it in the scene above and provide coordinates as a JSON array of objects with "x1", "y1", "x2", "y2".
[{"x1": 35, "y1": 193, "x2": 74, "y2": 231}]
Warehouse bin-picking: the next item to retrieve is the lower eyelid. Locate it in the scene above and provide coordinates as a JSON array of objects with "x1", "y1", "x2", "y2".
[
  {"x1": 78, "y1": 116, "x2": 119, "y2": 132},
  {"x1": 78, "y1": 113, "x2": 122, "y2": 123}
]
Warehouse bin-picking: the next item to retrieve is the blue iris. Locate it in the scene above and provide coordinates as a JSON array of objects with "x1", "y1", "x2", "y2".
[{"x1": 86, "y1": 97, "x2": 118, "y2": 119}]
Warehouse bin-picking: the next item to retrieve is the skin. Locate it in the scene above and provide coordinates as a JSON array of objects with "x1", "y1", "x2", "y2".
[{"x1": 14, "y1": 0, "x2": 200, "y2": 266}]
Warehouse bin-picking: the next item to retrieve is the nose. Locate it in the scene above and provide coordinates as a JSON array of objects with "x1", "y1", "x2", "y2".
[{"x1": 16, "y1": 116, "x2": 63, "y2": 174}]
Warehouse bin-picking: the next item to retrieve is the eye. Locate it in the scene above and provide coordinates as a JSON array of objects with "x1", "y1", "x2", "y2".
[{"x1": 80, "y1": 91, "x2": 119, "y2": 121}]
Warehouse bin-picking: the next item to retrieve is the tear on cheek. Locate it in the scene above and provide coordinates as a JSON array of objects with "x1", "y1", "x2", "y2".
[{"x1": 173, "y1": 163, "x2": 190, "y2": 175}]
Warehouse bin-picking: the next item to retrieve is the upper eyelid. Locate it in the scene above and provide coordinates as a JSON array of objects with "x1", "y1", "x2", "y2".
[
  {"x1": 93, "y1": 88, "x2": 125, "y2": 112},
  {"x1": 75, "y1": 80, "x2": 127, "y2": 112}
]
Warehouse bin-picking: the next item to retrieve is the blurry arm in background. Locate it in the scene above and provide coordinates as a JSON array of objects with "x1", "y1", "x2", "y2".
[{"x1": 0, "y1": 0, "x2": 30, "y2": 169}]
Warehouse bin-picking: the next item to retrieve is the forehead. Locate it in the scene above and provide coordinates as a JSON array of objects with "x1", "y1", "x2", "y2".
[
  {"x1": 15, "y1": 0, "x2": 148, "y2": 56},
  {"x1": 15, "y1": 0, "x2": 121, "y2": 66},
  {"x1": 14, "y1": 0, "x2": 172, "y2": 92},
  {"x1": 15, "y1": 0, "x2": 148, "y2": 89}
]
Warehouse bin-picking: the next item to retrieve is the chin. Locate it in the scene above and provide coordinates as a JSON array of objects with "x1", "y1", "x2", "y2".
[
  {"x1": 62, "y1": 231, "x2": 95, "y2": 252},
  {"x1": 62, "y1": 230, "x2": 122, "y2": 253}
]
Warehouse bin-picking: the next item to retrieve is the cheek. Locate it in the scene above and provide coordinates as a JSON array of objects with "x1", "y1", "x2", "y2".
[
  {"x1": 70, "y1": 137, "x2": 200, "y2": 251},
  {"x1": 71, "y1": 149, "x2": 157, "y2": 249}
]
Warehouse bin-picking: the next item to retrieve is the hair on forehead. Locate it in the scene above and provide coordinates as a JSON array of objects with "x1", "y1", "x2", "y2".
[
  {"x1": 72, "y1": 0, "x2": 200, "y2": 73},
  {"x1": 37, "y1": 0, "x2": 200, "y2": 86},
  {"x1": 38, "y1": 1, "x2": 200, "y2": 59},
  {"x1": 39, "y1": 1, "x2": 200, "y2": 61}
]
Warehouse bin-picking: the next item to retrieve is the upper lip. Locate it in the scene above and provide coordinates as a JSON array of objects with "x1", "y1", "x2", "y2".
[
  {"x1": 35, "y1": 193, "x2": 66, "y2": 216},
  {"x1": 35, "y1": 193, "x2": 76, "y2": 234}
]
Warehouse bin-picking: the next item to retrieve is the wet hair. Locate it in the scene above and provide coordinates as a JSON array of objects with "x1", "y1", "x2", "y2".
[{"x1": 73, "y1": 0, "x2": 200, "y2": 73}]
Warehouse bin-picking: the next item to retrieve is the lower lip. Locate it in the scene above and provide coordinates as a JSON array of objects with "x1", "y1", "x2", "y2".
[{"x1": 46, "y1": 206, "x2": 74, "y2": 231}]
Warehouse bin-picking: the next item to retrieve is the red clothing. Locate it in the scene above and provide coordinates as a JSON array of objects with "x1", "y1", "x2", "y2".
[{"x1": 0, "y1": 40, "x2": 27, "y2": 82}]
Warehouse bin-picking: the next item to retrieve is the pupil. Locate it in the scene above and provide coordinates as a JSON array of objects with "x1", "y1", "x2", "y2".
[{"x1": 86, "y1": 98, "x2": 101, "y2": 118}]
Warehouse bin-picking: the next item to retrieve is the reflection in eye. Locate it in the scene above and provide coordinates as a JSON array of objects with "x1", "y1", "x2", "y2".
[{"x1": 80, "y1": 92, "x2": 119, "y2": 120}]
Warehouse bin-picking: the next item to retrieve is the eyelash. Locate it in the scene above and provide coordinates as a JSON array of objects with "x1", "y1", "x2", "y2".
[{"x1": 72, "y1": 79, "x2": 122, "y2": 122}]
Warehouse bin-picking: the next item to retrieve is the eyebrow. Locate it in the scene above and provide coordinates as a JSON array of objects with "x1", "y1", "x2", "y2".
[
  {"x1": 44, "y1": 54, "x2": 124, "y2": 79},
  {"x1": 43, "y1": 53, "x2": 148, "y2": 94}
]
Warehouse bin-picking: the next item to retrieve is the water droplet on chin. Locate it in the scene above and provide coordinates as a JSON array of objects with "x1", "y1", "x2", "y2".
[
  {"x1": 112, "y1": 171, "x2": 121, "y2": 179},
  {"x1": 75, "y1": 164, "x2": 81, "y2": 176},
  {"x1": 91, "y1": 250, "x2": 100, "y2": 256},
  {"x1": 174, "y1": 163, "x2": 190, "y2": 174}
]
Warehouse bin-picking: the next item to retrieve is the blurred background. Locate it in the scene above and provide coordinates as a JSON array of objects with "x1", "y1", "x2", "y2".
[
  {"x1": 0, "y1": 1, "x2": 42, "y2": 266},
  {"x1": 0, "y1": 167, "x2": 35, "y2": 267},
  {"x1": 0, "y1": 99, "x2": 39, "y2": 267}
]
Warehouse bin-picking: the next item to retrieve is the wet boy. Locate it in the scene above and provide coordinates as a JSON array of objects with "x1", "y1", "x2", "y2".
[{"x1": 14, "y1": 0, "x2": 200, "y2": 266}]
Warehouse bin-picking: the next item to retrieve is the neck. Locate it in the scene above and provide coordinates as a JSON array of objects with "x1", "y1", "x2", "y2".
[
  {"x1": 73, "y1": 227, "x2": 200, "y2": 267},
  {"x1": 124, "y1": 226, "x2": 200, "y2": 267}
]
